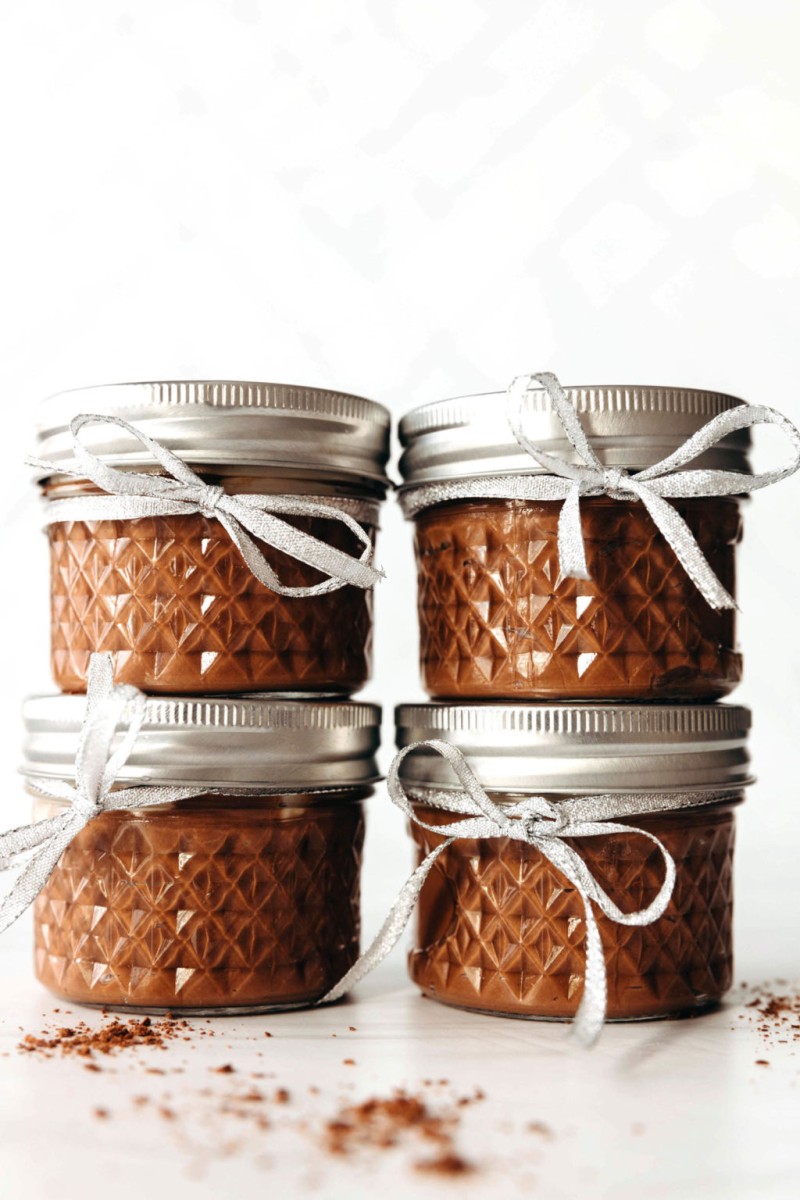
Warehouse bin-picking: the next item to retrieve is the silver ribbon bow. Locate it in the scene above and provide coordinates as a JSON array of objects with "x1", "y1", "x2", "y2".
[
  {"x1": 402, "y1": 371, "x2": 800, "y2": 610},
  {"x1": 0, "y1": 654, "x2": 201, "y2": 934},
  {"x1": 28, "y1": 413, "x2": 383, "y2": 597},
  {"x1": 322, "y1": 739, "x2": 732, "y2": 1047}
]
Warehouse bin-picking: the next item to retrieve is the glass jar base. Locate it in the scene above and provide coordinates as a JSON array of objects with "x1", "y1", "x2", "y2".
[
  {"x1": 415, "y1": 989, "x2": 724, "y2": 1024},
  {"x1": 36, "y1": 986, "x2": 347, "y2": 1018}
]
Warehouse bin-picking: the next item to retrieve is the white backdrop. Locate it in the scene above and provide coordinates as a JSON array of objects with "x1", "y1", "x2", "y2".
[{"x1": 0, "y1": 0, "x2": 798, "y2": 978}]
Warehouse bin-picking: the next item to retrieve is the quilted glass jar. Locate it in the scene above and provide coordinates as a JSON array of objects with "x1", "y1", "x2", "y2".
[
  {"x1": 395, "y1": 703, "x2": 751, "y2": 1022},
  {"x1": 399, "y1": 383, "x2": 750, "y2": 701},
  {"x1": 32, "y1": 380, "x2": 390, "y2": 695},
  {"x1": 23, "y1": 693, "x2": 381, "y2": 1014}
]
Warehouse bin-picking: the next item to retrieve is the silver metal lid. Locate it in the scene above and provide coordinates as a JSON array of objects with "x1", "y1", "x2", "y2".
[
  {"x1": 23, "y1": 694, "x2": 382, "y2": 791},
  {"x1": 395, "y1": 703, "x2": 751, "y2": 794},
  {"x1": 399, "y1": 384, "x2": 751, "y2": 486},
  {"x1": 34, "y1": 380, "x2": 391, "y2": 487}
]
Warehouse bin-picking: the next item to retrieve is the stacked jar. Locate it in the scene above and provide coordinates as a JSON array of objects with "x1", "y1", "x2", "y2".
[
  {"x1": 390, "y1": 373, "x2": 797, "y2": 1035},
  {"x1": 19, "y1": 380, "x2": 389, "y2": 1014}
]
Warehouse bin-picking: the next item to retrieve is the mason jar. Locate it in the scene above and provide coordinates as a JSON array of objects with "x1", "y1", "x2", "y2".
[
  {"x1": 399, "y1": 383, "x2": 749, "y2": 701},
  {"x1": 394, "y1": 702, "x2": 751, "y2": 1022},
  {"x1": 23, "y1": 693, "x2": 381, "y2": 1014},
  {"x1": 32, "y1": 380, "x2": 390, "y2": 695}
]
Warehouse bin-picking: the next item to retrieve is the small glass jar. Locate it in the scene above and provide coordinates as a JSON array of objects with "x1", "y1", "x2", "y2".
[
  {"x1": 33, "y1": 380, "x2": 390, "y2": 695},
  {"x1": 399, "y1": 383, "x2": 750, "y2": 701},
  {"x1": 23, "y1": 694, "x2": 381, "y2": 1014},
  {"x1": 395, "y1": 702, "x2": 751, "y2": 1022}
]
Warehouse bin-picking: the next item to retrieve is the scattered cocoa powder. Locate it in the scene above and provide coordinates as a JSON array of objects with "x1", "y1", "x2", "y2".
[
  {"x1": 322, "y1": 1089, "x2": 476, "y2": 1174},
  {"x1": 740, "y1": 983, "x2": 800, "y2": 1048},
  {"x1": 18, "y1": 1015, "x2": 190, "y2": 1059}
]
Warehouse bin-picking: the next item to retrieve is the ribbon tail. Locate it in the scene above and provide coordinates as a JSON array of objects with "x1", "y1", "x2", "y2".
[
  {"x1": 634, "y1": 486, "x2": 735, "y2": 610},
  {"x1": 0, "y1": 809, "x2": 77, "y2": 870},
  {"x1": 232, "y1": 504, "x2": 381, "y2": 591},
  {"x1": 569, "y1": 898, "x2": 606, "y2": 1049},
  {"x1": 558, "y1": 484, "x2": 592, "y2": 581},
  {"x1": 321, "y1": 840, "x2": 453, "y2": 1004},
  {"x1": 0, "y1": 816, "x2": 84, "y2": 934}
]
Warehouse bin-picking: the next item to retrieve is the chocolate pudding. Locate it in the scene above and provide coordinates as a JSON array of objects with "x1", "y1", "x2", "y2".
[
  {"x1": 413, "y1": 495, "x2": 742, "y2": 701},
  {"x1": 48, "y1": 498, "x2": 377, "y2": 695},
  {"x1": 408, "y1": 799, "x2": 738, "y2": 1021},
  {"x1": 33, "y1": 792, "x2": 367, "y2": 1012}
]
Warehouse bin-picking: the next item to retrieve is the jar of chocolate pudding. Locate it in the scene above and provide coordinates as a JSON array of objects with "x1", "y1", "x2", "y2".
[
  {"x1": 399, "y1": 382, "x2": 750, "y2": 701},
  {"x1": 32, "y1": 380, "x2": 390, "y2": 695},
  {"x1": 395, "y1": 702, "x2": 751, "y2": 1023},
  {"x1": 23, "y1": 693, "x2": 381, "y2": 1014}
]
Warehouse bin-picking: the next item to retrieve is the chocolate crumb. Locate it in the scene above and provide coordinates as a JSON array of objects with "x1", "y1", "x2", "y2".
[
  {"x1": 415, "y1": 1152, "x2": 474, "y2": 1176},
  {"x1": 343, "y1": 1059, "x2": 356, "y2": 1066},
  {"x1": 274, "y1": 1088, "x2": 291, "y2": 1104},
  {"x1": 212, "y1": 1064, "x2": 236, "y2": 1074},
  {"x1": 527, "y1": 1120, "x2": 552, "y2": 1137},
  {"x1": 93, "y1": 1108, "x2": 110, "y2": 1120}
]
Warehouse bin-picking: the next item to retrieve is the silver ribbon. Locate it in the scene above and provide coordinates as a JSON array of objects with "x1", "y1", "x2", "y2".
[
  {"x1": 400, "y1": 371, "x2": 800, "y2": 610},
  {"x1": 28, "y1": 413, "x2": 383, "y2": 598},
  {"x1": 324, "y1": 740, "x2": 736, "y2": 1047},
  {"x1": 0, "y1": 654, "x2": 201, "y2": 934}
]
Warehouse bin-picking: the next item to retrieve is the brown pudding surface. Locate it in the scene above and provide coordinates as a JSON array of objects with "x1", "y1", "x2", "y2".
[
  {"x1": 413, "y1": 496, "x2": 742, "y2": 700},
  {"x1": 409, "y1": 800, "x2": 737, "y2": 1021},
  {"x1": 33, "y1": 793, "x2": 365, "y2": 1012},
  {"x1": 47, "y1": 478, "x2": 376, "y2": 693}
]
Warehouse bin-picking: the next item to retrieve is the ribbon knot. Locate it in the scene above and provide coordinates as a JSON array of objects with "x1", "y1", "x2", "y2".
[
  {"x1": 199, "y1": 484, "x2": 226, "y2": 517},
  {"x1": 519, "y1": 800, "x2": 564, "y2": 840},
  {"x1": 601, "y1": 466, "x2": 628, "y2": 494},
  {"x1": 28, "y1": 413, "x2": 384, "y2": 598}
]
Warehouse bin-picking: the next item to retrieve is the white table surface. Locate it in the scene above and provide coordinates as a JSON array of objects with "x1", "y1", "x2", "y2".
[{"x1": 2, "y1": 925, "x2": 798, "y2": 1200}]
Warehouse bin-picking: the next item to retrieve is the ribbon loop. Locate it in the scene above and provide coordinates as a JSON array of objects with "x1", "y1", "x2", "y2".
[
  {"x1": 27, "y1": 413, "x2": 383, "y2": 597},
  {"x1": 323, "y1": 740, "x2": 686, "y2": 1048},
  {"x1": 505, "y1": 372, "x2": 800, "y2": 609}
]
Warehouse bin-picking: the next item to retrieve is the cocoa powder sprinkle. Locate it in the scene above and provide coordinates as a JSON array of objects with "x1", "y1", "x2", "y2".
[
  {"x1": 322, "y1": 1089, "x2": 476, "y2": 1174},
  {"x1": 18, "y1": 1015, "x2": 187, "y2": 1059}
]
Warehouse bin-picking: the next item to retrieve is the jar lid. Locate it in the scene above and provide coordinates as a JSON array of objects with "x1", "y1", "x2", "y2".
[
  {"x1": 399, "y1": 383, "x2": 751, "y2": 486},
  {"x1": 395, "y1": 703, "x2": 752, "y2": 794},
  {"x1": 33, "y1": 380, "x2": 391, "y2": 488},
  {"x1": 23, "y1": 694, "x2": 382, "y2": 791}
]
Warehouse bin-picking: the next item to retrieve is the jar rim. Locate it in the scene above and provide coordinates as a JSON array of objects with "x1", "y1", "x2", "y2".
[
  {"x1": 399, "y1": 382, "x2": 751, "y2": 486},
  {"x1": 23, "y1": 693, "x2": 383, "y2": 790},
  {"x1": 32, "y1": 379, "x2": 392, "y2": 487},
  {"x1": 395, "y1": 702, "x2": 752, "y2": 793}
]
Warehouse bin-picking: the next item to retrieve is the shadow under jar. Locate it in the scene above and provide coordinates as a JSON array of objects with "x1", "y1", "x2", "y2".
[
  {"x1": 32, "y1": 380, "x2": 390, "y2": 694},
  {"x1": 395, "y1": 702, "x2": 751, "y2": 1023},
  {"x1": 398, "y1": 383, "x2": 750, "y2": 701},
  {"x1": 23, "y1": 693, "x2": 381, "y2": 1014}
]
